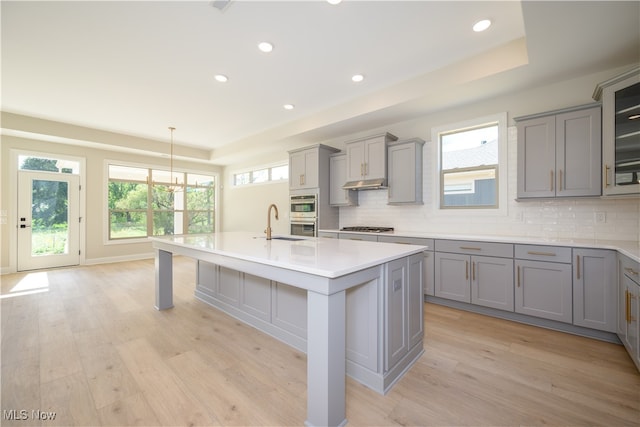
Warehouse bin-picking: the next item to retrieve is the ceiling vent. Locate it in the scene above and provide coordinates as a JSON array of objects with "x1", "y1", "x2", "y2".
[{"x1": 210, "y1": 0, "x2": 232, "y2": 13}]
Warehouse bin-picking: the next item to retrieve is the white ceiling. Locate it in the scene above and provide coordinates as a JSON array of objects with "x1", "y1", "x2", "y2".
[{"x1": 2, "y1": 1, "x2": 639, "y2": 165}]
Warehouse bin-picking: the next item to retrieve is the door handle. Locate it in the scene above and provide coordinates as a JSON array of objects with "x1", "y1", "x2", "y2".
[{"x1": 19, "y1": 224, "x2": 31, "y2": 228}]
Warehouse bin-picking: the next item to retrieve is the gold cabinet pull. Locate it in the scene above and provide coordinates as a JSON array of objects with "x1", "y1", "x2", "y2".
[
  {"x1": 527, "y1": 251, "x2": 556, "y2": 257},
  {"x1": 604, "y1": 164, "x2": 611, "y2": 187},
  {"x1": 558, "y1": 169, "x2": 563, "y2": 192},
  {"x1": 517, "y1": 265, "x2": 521, "y2": 287},
  {"x1": 576, "y1": 255, "x2": 580, "y2": 280},
  {"x1": 460, "y1": 246, "x2": 482, "y2": 251},
  {"x1": 624, "y1": 267, "x2": 639, "y2": 276},
  {"x1": 472, "y1": 261, "x2": 476, "y2": 281},
  {"x1": 465, "y1": 260, "x2": 469, "y2": 280}
]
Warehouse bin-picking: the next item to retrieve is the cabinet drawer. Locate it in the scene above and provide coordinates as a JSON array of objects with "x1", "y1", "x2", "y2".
[
  {"x1": 339, "y1": 233, "x2": 378, "y2": 242},
  {"x1": 515, "y1": 244, "x2": 571, "y2": 263},
  {"x1": 378, "y1": 235, "x2": 434, "y2": 249},
  {"x1": 620, "y1": 254, "x2": 640, "y2": 285},
  {"x1": 318, "y1": 231, "x2": 338, "y2": 239},
  {"x1": 435, "y1": 239, "x2": 513, "y2": 258}
]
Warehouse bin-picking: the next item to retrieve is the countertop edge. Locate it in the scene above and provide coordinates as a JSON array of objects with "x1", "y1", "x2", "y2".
[
  {"x1": 319, "y1": 230, "x2": 640, "y2": 263},
  {"x1": 149, "y1": 234, "x2": 427, "y2": 279}
]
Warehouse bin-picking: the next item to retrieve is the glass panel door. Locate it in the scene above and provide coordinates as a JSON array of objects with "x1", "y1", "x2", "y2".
[
  {"x1": 17, "y1": 171, "x2": 80, "y2": 271},
  {"x1": 614, "y1": 81, "x2": 640, "y2": 186}
]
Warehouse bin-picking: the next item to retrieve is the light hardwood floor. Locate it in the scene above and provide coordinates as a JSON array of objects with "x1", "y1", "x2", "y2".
[{"x1": 1, "y1": 256, "x2": 639, "y2": 426}]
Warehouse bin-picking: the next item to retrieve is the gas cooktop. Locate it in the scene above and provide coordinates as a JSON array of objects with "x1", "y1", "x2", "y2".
[{"x1": 340, "y1": 226, "x2": 394, "y2": 233}]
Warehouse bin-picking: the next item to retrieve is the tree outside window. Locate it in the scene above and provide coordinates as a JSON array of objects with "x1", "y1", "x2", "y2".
[{"x1": 108, "y1": 165, "x2": 215, "y2": 240}]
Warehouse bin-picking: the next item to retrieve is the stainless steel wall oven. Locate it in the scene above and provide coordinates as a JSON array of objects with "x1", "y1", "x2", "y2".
[{"x1": 290, "y1": 194, "x2": 317, "y2": 236}]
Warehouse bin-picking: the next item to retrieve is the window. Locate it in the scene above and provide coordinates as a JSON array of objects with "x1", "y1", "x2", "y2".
[
  {"x1": 434, "y1": 113, "x2": 507, "y2": 210},
  {"x1": 233, "y1": 164, "x2": 288, "y2": 186},
  {"x1": 19, "y1": 155, "x2": 80, "y2": 174},
  {"x1": 108, "y1": 164, "x2": 215, "y2": 240}
]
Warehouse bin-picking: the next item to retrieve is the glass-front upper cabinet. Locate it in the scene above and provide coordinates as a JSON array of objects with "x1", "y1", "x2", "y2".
[{"x1": 594, "y1": 66, "x2": 640, "y2": 196}]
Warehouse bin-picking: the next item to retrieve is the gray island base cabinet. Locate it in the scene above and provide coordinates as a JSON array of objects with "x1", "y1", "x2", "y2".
[{"x1": 150, "y1": 233, "x2": 426, "y2": 427}]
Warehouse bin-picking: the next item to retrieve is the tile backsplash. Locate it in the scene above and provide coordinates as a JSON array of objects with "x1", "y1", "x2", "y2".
[{"x1": 339, "y1": 126, "x2": 640, "y2": 242}]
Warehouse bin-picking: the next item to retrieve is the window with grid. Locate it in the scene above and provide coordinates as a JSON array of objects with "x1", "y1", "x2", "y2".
[
  {"x1": 233, "y1": 164, "x2": 288, "y2": 186},
  {"x1": 108, "y1": 164, "x2": 215, "y2": 240},
  {"x1": 439, "y1": 123, "x2": 499, "y2": 209}
]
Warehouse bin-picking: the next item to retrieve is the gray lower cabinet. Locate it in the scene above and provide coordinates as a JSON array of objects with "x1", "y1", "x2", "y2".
[
  {"x1": 619, "y1": 254, "x2": 640, "y2": 371},
  {"x1": 318, "y1": 231, "x2": 338, "y2": 239},
  {"x1": 385, "y1": 254, "x2": 424, "y2": 371},
  {"x1": 345, "y1": 276, "x2": 379, "y2": 372},
  {"x1": 573, "y1": 248, "x2": 617, "y2": 332},
  {"x1": 272, "y1": 281, "x2": 307, "y2": 338},
  {"x1": 195, "y1": 255, "x2": 423, "y2": 394},
  {"x1": 515, "y1": 245, "x2": 573, "y2": 323},
  {"x1": 471, "y1": 255, "x2": 514, "y2": 311},
  {"x1": 435, "y1": 252, "x2": 470, "y2": 302},
  {"x1": 434, "y1": 240, "x2": 514, "y2": 311},
  {"x1": 339, "y1": 232, "x2": 378, "y2": 242},
  {"x1": 377, "y1": 235, "x2": 435, "y2": 297}
]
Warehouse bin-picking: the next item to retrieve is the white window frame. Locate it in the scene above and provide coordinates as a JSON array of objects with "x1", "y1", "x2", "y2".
[
  {"x1": 431, "y1": 112, "x2": 508, "y2": 217},
  {"x1": 230, "y1": 162, "x2": 289, "y2": 187},
  {"x1": 8, "y1": 149, "x2": 87, "y2": 272},
  {"x1": 103, "y1": 159, "x2": 219, "y2": 245}
]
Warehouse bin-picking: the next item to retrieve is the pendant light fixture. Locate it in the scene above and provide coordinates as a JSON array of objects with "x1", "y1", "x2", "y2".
[{"x1": 168, "y1": 126, "x2": 176, "y2": 192}]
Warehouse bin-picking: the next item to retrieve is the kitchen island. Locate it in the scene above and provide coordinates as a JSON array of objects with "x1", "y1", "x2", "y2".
[{"x1": 150, "y1": 232, "x2": 427, "y2": 427}]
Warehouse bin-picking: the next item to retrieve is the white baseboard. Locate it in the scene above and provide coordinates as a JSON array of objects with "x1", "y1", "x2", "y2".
[
  {"x1": 83, "y1": 252, "x2": 155, "y2": 265},
  {"x1": 1, "y1": 252, "x2": 156, "y2": 275}
]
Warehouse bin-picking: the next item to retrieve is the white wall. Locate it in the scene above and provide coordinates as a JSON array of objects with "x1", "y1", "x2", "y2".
[
  {"x1": 0, "y1": 134, "x2": 221, "y2": 271},
  {"x1": 221, "y1": 65, "x2": 640, "y2": 243},
  {"x1": 340, "y1": 125, "x2": 639, "y2": 241}
]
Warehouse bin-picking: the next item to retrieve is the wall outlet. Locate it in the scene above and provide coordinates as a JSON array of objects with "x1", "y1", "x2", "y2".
[{"x1": 594, "y1": 212, "x2": 606, "y2": 223}]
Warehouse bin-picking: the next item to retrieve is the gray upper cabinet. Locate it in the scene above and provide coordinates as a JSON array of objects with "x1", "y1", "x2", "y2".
[
  {"x1": 345, "y1": 133, "x2": 397, "y2": 184},
  {"x1": 516, "y1": 104, "x2": 601, "y2": 199},
  {"x1": 289, "y1": 144, "x2": 339, "y2": 191},
  {"x1": 329, "y1": 152, "x2": 358, "y2": 206},
  {"x1": 387, "y1": 138, "x2": 425, "y2": 205},
  {"x1": 594, "y1": 66, "x2": 640, "y2": 196}
]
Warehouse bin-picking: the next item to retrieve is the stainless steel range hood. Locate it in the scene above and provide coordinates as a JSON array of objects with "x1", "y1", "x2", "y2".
[{"x1": 342, "y1": 178, "x2": 387, "y2": 190}]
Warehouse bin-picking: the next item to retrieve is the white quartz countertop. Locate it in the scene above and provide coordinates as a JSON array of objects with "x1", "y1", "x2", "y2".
[
  {"x1": 149, "y1": 232, "x2": 427, "y2": 279},
  {"x1": 321, "y1": 230, "x2": 640, "y2": 263}
]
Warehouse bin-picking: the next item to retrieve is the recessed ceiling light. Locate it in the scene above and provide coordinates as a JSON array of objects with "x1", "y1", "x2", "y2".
[
  {"x1": 283, "y1": 104, "x2": 295, "y2": 110},
  {"x1": 352, "y1": 74, "x2": 364, "y2": 83},
  {"x1": 327, "y1": 0, "x2": 342, "y2": 5},
  {"x1": 214, "y1": 74, "x2": 228, "y2": 83},
  {"x1": 258, "y1": 42, "x2": 274, "y2": 53},
  {"x1": 473, "y1": 19, "x2": 491, "y2": 32}
]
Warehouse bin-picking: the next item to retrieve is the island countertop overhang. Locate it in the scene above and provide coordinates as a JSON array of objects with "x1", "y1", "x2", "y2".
[{"x1": 149, "y1": 231, "x2": 427, "y2": 280}]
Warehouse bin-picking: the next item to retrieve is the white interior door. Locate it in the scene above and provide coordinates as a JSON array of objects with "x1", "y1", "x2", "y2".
[{"x1": 17, "y1": 171, "x2": 80, "y2": 271}]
